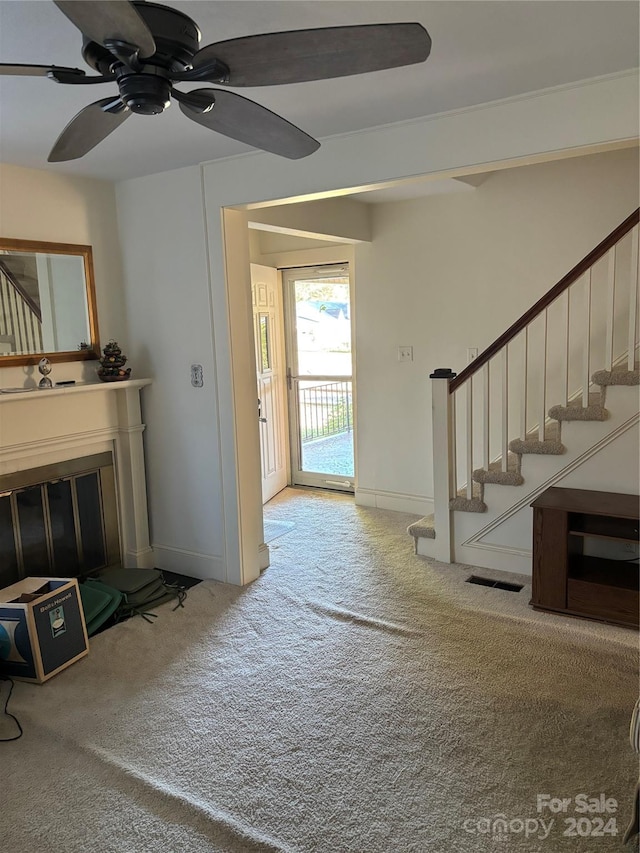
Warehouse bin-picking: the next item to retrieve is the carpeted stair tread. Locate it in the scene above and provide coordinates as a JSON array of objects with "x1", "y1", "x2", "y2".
[
  {"x1": 450, "y1": 483, "x2": 486, "y2": 513},
  {"x1": 473, "y1": 453, "x2": 524, "y2": 486},
  {"x1": 509, "y1": 420, "x2": 565, "y2": 455},
  {"x1": 407, "y1": 514, "x2": 435, "y2": 539},
  {"x1": 549, "y1": 391, "x2": 608, "y2": 422},
  {"x1": 592, "y1": 363, "x2": 640, "y2": 386}
]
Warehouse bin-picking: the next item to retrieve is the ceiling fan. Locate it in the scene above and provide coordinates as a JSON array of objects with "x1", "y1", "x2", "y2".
[{"x1": 0, "y1": 1, "x2": 431, "y2": 162}]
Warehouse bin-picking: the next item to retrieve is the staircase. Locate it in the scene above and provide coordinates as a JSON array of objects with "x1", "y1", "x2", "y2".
[
  {"x1": 409, "y1": 209, "x2": 640, "y2": 574},
  {"x1": 0, "y1": 257, "x2": 43, "y2": 353}
]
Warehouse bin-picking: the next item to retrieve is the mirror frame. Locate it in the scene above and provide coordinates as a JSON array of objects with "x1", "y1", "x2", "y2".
[{"x1": 0, "y1": 237, "x2": 100, "y2": 366}]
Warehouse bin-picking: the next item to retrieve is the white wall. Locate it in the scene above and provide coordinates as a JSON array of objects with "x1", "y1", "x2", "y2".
[
  {"x1": 115, "y1": 166, "x2": 227, "y2": 580},
  {"x1": 0, "y1": 163, "x2": 127, "y2": 387},
  {"x1": 45, "y1": 255, "x2": 89, "y2": 352},
  {"x1": 354, "y1": 147, "x2": 639, "y2": 511}
]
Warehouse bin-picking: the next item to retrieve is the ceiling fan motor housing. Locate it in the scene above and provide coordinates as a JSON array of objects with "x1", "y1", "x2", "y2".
[{"x1": 115, "y1": 71, "x2": 170, "y2": 114}]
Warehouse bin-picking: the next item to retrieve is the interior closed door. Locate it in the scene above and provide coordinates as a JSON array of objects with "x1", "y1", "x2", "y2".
[{"x1": 251, "y1": 264, "x2": 288, "y2": 504}]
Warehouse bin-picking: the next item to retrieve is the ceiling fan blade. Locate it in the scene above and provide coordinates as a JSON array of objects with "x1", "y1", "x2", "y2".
[
  {"x1": 48, "y1": 97, "x2": 130, "y2": 162},
  {"x1": 53, "y1": 1, "x2": 156, "y2": 58},
  {"x1": 0, "y1": 63, "x2": 85, "y2": 77},
  {"x1": 190, "y1": 23, "x2": 431, "y2": 87},
  {"x1": 177, "y1": 88, "x2": 320, "y2": 160}
]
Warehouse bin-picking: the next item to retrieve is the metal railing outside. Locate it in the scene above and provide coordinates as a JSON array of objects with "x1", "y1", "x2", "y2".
[{"x1": 299, "y1": 380, "x2": 353, "y2": 442}]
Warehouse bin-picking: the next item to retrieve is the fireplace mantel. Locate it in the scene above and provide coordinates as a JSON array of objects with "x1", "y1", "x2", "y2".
[
  {"x1": 0, "y1": 378, "x2": 151, "y2": 406},
  {"x1": 0, "y1": 378, "x2": 153, "y2": 569}
]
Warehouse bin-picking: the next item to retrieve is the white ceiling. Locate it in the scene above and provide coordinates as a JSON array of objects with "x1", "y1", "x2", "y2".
[{"x1": 0, "y1": 1, "x2": 638, "y2": 183}]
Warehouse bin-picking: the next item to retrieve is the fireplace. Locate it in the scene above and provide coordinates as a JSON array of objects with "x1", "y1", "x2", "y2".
[
  {"x1": 0, "y1": 378, "x2": 153, "y2": 584},
  {"x1": 0, "y1": 453, "x2": 121, "y2": 588}
]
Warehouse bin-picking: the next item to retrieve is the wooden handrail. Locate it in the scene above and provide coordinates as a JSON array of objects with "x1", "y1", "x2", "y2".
[{"x1": 449, "y1": 207, "x2": 640, "y2": 393}]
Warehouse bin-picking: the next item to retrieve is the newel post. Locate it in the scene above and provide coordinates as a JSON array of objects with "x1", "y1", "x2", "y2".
[{"x1": 429, "y1": 368, "x2": 457, "y2": 563}]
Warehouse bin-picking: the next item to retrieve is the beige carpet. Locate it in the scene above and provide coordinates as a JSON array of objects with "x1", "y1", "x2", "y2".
[{"x1": 1, "y1": 488, "x2": 638, "y2": 853}]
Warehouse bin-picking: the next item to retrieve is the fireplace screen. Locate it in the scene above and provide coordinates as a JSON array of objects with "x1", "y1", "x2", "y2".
[{"x1": 0, "y1": 453, "x2": 120, "y2": 589}]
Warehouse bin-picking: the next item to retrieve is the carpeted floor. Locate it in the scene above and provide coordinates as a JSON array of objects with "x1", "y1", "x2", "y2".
[{"x1": 1, "y1": 488, "x2": 638, "y2": 852}]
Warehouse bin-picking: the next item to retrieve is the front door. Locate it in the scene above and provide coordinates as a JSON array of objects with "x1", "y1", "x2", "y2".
[
  {"x1": 283, "y1": 264, "x2": 355, "y2": 492},
  {"x1": 251, "y1": 264, "x2": 288, "y2": 504}
]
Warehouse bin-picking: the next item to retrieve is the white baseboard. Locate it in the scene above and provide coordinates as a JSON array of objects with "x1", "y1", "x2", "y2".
[
  {"x1": 123, "y1": 546, "x2": 156, "y2": 569},
  {"x1": 152, "y1": 544, "x2": 226, "y2": 581},
  {"x1": 416, "y1": 537, "x2": 438, "y2": 559},
  {"x1": 355, "y1": 488, "x2": 434, "y2": 516},
  {"x1": 413, "y1": 531, "x2": 532, "y2": 575},
  {"x1": 454, "y1": 542, "x2": 532, "y2": 576},
  {"x1": 259, "y1": 543, "x2": 270, "y2": 571}
]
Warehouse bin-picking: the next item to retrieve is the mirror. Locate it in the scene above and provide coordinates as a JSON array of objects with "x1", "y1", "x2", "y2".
[{"x1": 0, "y1": 238, "x2": 100, "y2": 366}]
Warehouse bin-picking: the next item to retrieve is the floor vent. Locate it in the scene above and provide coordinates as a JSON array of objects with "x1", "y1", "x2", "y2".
[{"x1": 466, "y1": 575, "x2": 524, "y2": 592}]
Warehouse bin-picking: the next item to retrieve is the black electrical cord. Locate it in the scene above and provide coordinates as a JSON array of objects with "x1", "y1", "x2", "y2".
[{"x1": 0, "y1": 676, "x2": 23, "y2": 741}]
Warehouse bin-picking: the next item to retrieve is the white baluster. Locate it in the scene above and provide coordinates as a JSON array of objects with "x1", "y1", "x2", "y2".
[
  {"x1": 561, "y1": 289, "x2": 570, "y2": 407},
  {"x1": 538, "y1": 310, "x2": 548, "y2": 441},
  {"x1": 466, "y1": 379, "x2": 473, "y2": 500},
  {"x1": 451, "y1": 391, "x2": 457, "y2": 497},
  {"x1": 604, "y1": 246, "x2": 616, "y2": 372},
  {"x1": 502, "y1": 348, "x2": 508, "y2": 471},
  {"x1": 520, "y1": 329, "x2": 528, "y2": 440},
  {"x1": 483, "y1": 362, "x2": 490, "y2": 470},
  {"x1": 629, "y1": 226, "x2": 639, "y2": 370},
  {"x1": 583, "y1": 271, "x2": 592, "y2": 407}
]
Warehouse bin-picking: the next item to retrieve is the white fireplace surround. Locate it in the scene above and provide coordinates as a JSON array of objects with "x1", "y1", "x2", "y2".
[{"x1": 0, "y1": 379, "x2": 153, "y2": 569}]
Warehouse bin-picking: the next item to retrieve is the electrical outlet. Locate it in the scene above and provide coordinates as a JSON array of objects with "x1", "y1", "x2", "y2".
[
  {"x1": 398, "y1": 346, "x2": 413, "y2": 362},
  {"x1": 191, "y1": 364, "x2": 203, "y2": 387}
]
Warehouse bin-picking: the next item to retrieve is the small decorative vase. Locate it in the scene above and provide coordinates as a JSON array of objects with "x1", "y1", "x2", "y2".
[
  {"x1": 38, "y1": 357, "x2": 53, "y2": 388},
  {"x1": 97, "y1": 340, "x2": 132, "y2": 382}
]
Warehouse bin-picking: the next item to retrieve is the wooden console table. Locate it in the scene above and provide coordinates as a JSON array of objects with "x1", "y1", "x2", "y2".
[{"x1": 531, "y1": 487, "x2": 639, "y2": 628}]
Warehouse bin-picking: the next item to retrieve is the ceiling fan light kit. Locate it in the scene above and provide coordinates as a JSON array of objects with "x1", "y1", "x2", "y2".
[{"x1": 1, "y1": 0, "x2": 431, "y2": 162}]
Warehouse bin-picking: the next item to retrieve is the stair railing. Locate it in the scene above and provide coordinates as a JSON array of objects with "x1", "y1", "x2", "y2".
[
  {"x1": 0, "y1": 260, "x2": 43, "y2": 354},
  {"x1": 430, "y1": 208, "x2": 639, "y2": 563}
]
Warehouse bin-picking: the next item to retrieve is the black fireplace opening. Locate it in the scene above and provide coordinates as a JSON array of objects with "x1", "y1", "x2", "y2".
[{"x1": 0, "y1": 453, "x2": 121, "y2": 589}]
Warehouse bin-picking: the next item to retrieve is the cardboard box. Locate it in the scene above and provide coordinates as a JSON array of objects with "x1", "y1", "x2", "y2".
[{"x1": 0, "y1": 577, "x2": 89, "y2": 683}]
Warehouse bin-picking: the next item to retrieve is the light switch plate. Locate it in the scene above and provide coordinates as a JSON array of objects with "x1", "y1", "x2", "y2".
[{"x1": 398, "y1": 346, "x2": 413, "y2": 362}]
